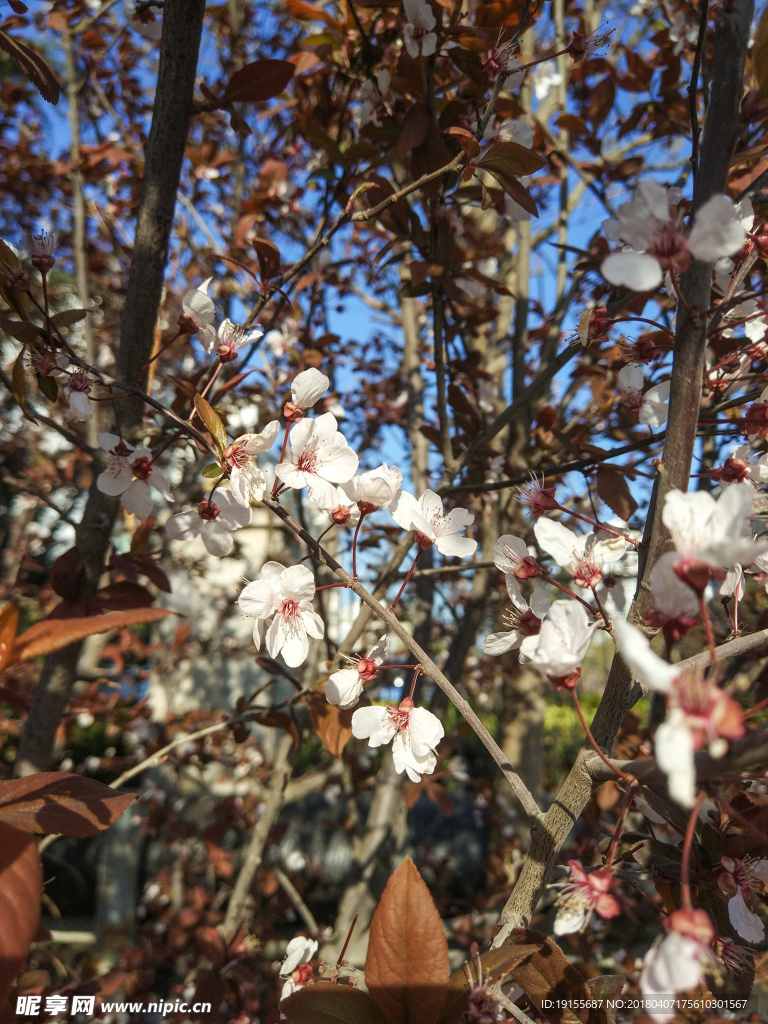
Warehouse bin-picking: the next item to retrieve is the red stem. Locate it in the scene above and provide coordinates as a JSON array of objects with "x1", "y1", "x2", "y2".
[
  {"x1": 698, "y1": 594, "x2": 717, "y2": 662},
  {"x1": 388, "y1": 548, "x2": 423, "y2": 612},
  {"x1": 604, "y1": 787, "x2": 635, "y2": 870},
  {"x1": 680, "y1": 790, "x2": 706, "y2": 912},
  {"x1": 571, "y1": 689, "x2": 635, "y2": 785}
]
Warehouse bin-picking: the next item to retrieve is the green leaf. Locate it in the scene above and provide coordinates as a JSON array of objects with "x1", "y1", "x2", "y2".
[
  {"x1": 51, "y1": 308, "x2": 89, "y2": 328},
  {"x1": 194, "y1": 394, "x2": 228, "y2": 451},
  {"x1": 281, "y1": 983, "x2": 388, "y2": 1024},
  {"x1": 0, "y1": 315, "x2": 40, "y2": 344},
  {"x1": 202, "y1": 463, "x2": 224, "y2": 479}
]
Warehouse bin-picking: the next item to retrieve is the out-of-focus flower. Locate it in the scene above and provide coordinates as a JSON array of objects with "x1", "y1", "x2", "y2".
[
  {"x1": 669, "y1": 10, "x2": 698, "y2": 53},
  {"x1": 238, "y1": 562, "x2": 324, "y2": 668},
  {"x1": 165, "y1": 491, "x2": 251, "y2": 557},
  {"x1": 640, "y1": 910, "x2": 715, "y2": 1022},
  {"x1": 96, "y1": 433, "x2": 173, "y2": 519},
  {"x1": 222, "y1": 421, "x2": 281, "y2": 507},
  {"x1": 275, "y1": 412, "x2": 358, "y2": 507},
  {"x1": 602, "y1": 185, "x2": 745, "y2": 291},
  {"x1": 390, "y1": 488, "x2": 477, "y2": 557},
  {"x1": 326, "y1": 635, "x2": 388, "y2": 708},
  {"x1": 659, "y1": 483, "x2": 766, "y2": 594},
  {"x1": 531, "y1": 60, "x2": 563, "y2": 99},
  {"x1": 718, "y1": 856, "x2": 768, "y2": 943},
  {"x1": 352, "y1": 697, "x2": 444, "y2": 782},
  {"x1": 613, "y1": 619, "x2": 744, "y2": 805},
  {"x1": 403, "y1": 0, "x2": 437, "y2": 58},
  {"x1": 359, "y1": 69, "x2": 392, "y2": 127},
  {"x1": 484, "y1": 577, "x2": 550, "y2": 657},
  {"x1": 553, "y1": 860, "x2": 620, "y2": 935}
]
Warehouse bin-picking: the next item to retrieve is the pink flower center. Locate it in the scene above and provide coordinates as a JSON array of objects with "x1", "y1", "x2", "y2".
[
  {"x1": 296, "y1": 450, "x2": 318, "y2": 474},
  {"x1": 281, "y1": 598, "x2": 299, "y2": 622},
  {"x1": 68, "y1": 371, "x2": 91, "y2": 394},
  {"x1": 572, "y1": 557, "x2": 603, "y2": 589},
  {"x1": 649, "y1": 223, "x2": 690, "y2": 274},
  {"x1": 504, "y1": 607, "x2": 542, "y2": 638},
  {"x1": 719, "y1": 457, "x2": 750, "y2": 483},
  {"x1": 224, "y1": 443, "x2": 250, "y2": 469},
  {"x1": 131, "y1": 456, "x2": 153, "y2": 481},
  {"x1": 387, "y1": 697, "x2": 414, "y2": 732},
  {"x1": 197, "y1": 500, "x2": 220, "y2": 521},
  {"x1": 357, "y1": 658, "x2": 379, "y2": 682}
]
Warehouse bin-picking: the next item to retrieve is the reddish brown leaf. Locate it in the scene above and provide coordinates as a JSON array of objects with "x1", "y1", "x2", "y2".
[
  {"x1": 308, "y1": 692, "x2": 354, "y2": 757},
  {"x1": 365, "y1": 857, "x2": 449, "y2": 1024},
  {"x1": 0, "y1": 28, "x2": 60, "y2": 104},
  {"x1": 281, "y1": 982, "x2": 388, "y2": 1024},
  {"x1": 11, "y1": 607, "x2": 178, "y2": 663},
  {"x1": 252, "y1": 237, "x2": 281, "y2": 281},
  {"x1": 439, "y1": 945, "x2": 541, "y2": 1024},
  {"x1": 444, "y1": 126, "x2": 481, "y2": 158},
  {"x1": 0, "y1": 822, "x2": 42, "y2": 1005},
  {"x1": 256, "y1": 711, "x2": 300, "y2": 748},
  {"x1": 596, "y1": 465, "x2": 637, "y2": 521},
  {"x1": 477, "y1": 140, "x2": 547, "y2": 176},
  {"x1": 480, "y1": 167, "x2": 539, "y2": 217},
  {"x1": 0, "y1": 603, "x2": 19, "y2": 674},
  {"x1": 0, "y1": 773, "x2": 134, "y2": 837},
  {"x1": 506, "y1": 929, "x2": 606, "y2": 1024},
  {"x1": 220, "y1": 59, "x2": 295, "y2": 104},
  {"x1": 49, "y1": 547, "x2": 85, "y2": 602}
]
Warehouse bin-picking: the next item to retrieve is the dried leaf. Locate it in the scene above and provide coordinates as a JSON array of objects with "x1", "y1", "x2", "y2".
[
  {"x1": 11, "y1": 607, "x2": 177, "y2": 664},
  {"x1": 0, "y1": 28, "x2": 60, "y2": 104},
  {"x1": 505, "y1": 929, "x2": 606, "y2": 1024},
  {"x1": 366, "y1": 857, "x2": 449, "y2": 1024},
  {"x1": 0, "y1": 822, "x2": 42, "y2": 1005},
  {"x1": 220, "y1": 59, "x2": 295, "y2": 104},
  {"x1": 0, "y1": 773, "x2": 135, "y2": 836},
  {"x1": 194, "y1": 393, "x2": 228, "y2": 452},
  {"x1": 0, "y1": 604, "x2": 19, "y2": 675},
  {"x1": 252, "y1": 237, "x2": 281, "y2": 281},
  {"x1": 308, "y1": 692, "x2": 354, "y2": 757},
  {"x1": 596, "y1": 465, "x2": 637, "y2": 521},
  {"x1": 11, "y1": 348, "x2": 28, "y2": 416},
  {"x1": 439, "y1": 944, "x2": 540, "y2": 1024},
  {"x1": 285, "y1": 0, "x2": 344, "y2": 29},
  {"x1": 281, "y1": 983, "x2": 389, "y2": 1024}
]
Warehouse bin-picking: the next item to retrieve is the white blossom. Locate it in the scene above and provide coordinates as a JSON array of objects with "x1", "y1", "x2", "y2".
[
  {"x1": 344, "y1": 463, "x2": 403, "y2": 511},
  {"x1": 291, "y1": 368, "x2": 330, "y2": 410},
  {"x1": 519, "y1": 600, "x2": 597, "y2": 682},
  {"x1": 484, "y1": 578, "x2": 550, "y2": 656},
  {"x1": 181, "y1": 277, "x2": 216, "y2": 350},
  {"x1": 326, "y1": 635, "x2": 388, "y2": 708},
  {"x1": 531, "y1": 60, "x2": 563, "y2": 100},
  {"x1": 403, "y1": 0, "x2": 437, "y2": 58},
  {"x1": 238, "y1": 562, "x2": 324, "y2": 667},
  {"x1": 223, "y1": 421, "x2": 281, "y2": 507},
  {"x1": 96, "y1": 433, "x2": 173, "y2": 519},
  {"x1": 124, "y1": 0, "x2": 163, "y2": 39},
  {"x1": 352, "y1": 697, "x2": 444, "y2": 782},
  {"x1": 640, "y1": 931, "x2": 712, "y2": 1021},
  {"x1": 534, "y1": 518, "x2": 626, "y2": 588},
  {"x1": 275, "y1": 412, "x2": 358, "y2": 507},
  {"x1": 359, "y1": 70, "x2": 392, "y2": 127},
  {"x1": 390, "y1": 488, "x2": 477, "y2": 558},
  {"x1": 165, "y1": 491, "x2": 251, "y2": 557}
]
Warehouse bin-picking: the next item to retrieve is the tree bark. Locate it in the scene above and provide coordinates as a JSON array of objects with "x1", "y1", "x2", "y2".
[{"x1": 15, "y1": 0, "x2": 207, "y2": 776}]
